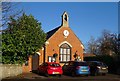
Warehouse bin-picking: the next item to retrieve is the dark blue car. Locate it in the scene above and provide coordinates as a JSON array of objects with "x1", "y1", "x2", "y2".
[
  {"x1": 87, "y1": 61, "x2": 108, "y2": 76},
  {"x1": 62, "y1": 61, "x2": 90, "y2": 76}
]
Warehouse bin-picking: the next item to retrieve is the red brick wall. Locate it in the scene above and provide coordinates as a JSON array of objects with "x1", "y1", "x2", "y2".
[
  {"x1": 45, "y1": 26, "x2": 84, "y2": 64},
  {"x1": 22, "y1": 55, "x2": 32, "y2": 73}
]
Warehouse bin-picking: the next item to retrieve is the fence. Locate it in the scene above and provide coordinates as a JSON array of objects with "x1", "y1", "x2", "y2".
[{"x1": 0, "y1": 64, "x2": 22, "y2": 79}]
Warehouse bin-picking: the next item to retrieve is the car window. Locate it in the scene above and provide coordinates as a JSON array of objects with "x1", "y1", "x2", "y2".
[
  {"x1": 87, "y1": 62, "x2": 91, "y2": 65},
  {"x1": 44, "y1": 63, "x2": 48, "y2": 66},
  {"x1": 50, "y1": 63, "x2": 60, "y2": 67},
  {"x1": 97, "y1": 62, "x2": 107, "y2": 66},
  {"x1": 97, "y1": 62, "x2": 102, "y2": 66},
  {"x1": 93, "y1": 62, "x2": 97, "y2": 66},
  {"x1": 41, "y1": 63, "x2": 44, "y2": 66},
  {"x1": 64, "y1": 63, "x2": 69, "y2": 65},
  {"x1": 103, "y1": 63, "x2": 107, "y2": 66},
  {"x1": 69, "y1": 62, "x2": 74, "y2": 66}
]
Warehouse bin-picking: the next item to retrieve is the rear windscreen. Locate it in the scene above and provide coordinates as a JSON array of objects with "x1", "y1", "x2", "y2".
[
  {"x1": 74, "y1": 62, "x2": 88, "y2": 66},
  {"x1": 50, "y1": 63, "x2": 60, "y2": 67}
]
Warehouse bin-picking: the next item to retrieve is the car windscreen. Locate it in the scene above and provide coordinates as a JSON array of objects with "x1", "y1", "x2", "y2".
[
  {"x1": 74, "y1": 62, "x2": 88, "y2": 66},
  {"x1": 50, "y1": 63, "x2": 60, "y2": 67}
]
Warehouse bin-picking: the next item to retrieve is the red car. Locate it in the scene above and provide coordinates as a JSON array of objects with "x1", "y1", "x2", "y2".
[{"x1": 38, "y1": 62, "x2": 63, "y2": 77}]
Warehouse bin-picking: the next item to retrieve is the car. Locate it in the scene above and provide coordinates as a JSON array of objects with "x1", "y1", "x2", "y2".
[
  {"x1": 87, "y1": 61, "x2": 108, "y2": 76},
  {"x1": 62, "y1": 61, "x2": 90, "y2": 76},
  {"x1": 37, "y1": 62, "x2": 63, "y2": 77}
]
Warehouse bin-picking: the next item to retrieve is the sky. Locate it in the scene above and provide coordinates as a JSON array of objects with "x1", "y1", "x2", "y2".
[{"x1": 17, "y1": 2, "x2": 118, "y2": 47}]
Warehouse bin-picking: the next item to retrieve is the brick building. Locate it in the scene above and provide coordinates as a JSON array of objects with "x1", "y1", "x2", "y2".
[{"x1": 22, "y1": 11, "x2": 84, "y2": 72}]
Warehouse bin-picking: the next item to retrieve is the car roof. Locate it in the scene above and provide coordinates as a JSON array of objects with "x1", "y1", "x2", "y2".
[
  {"x1": 87, "y1": 61, "x2": 98, "y2": 62},
  {"x1": 87, "y1": 61, "x2": 103, "y2": 63},
  {"x1": 68, "y1": 61, "x2": 86, "y2": 63},
  {"x1": 46, "y1": 62, "x2": 60, "y2": 64}
]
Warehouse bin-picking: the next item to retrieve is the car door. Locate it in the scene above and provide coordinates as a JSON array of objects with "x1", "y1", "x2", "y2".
[
  {"x1": 38, "y1": 65, "x2": 42, "y2": 73},
  {"x1": 62, "y1": 63, "x2": 69, "y2": 73},
  {"x1": 42, "y1": 63, "x2": 48, "y2": 74},
  {"x1": 66, "y1": 61, "x2": 74, "y2": 73},
  {"x1": 39, "y1": 63, "x2": 45, "y2": 73}
]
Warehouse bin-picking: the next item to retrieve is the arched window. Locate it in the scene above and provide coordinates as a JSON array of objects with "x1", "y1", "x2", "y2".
[{"x1": 59, "y1": 43, "x2": 71, "y2": 62}]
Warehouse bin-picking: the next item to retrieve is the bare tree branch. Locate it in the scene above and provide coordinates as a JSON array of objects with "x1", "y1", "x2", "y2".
[{"x1": 1, "y1": 1, "x2": 23, "y2": 30}]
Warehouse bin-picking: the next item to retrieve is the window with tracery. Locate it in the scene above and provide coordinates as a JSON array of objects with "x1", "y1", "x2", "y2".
[{"x1": 59, "y1": 43, "x2": 71, "y2": 62}]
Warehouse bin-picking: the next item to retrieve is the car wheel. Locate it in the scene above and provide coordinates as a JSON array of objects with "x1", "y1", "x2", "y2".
[
  {"x1": 37, "y1": 70, "x2": 40, "y2": 74},
  {"x1": 58, "y1": 74, "x2": 62, "y2": 77},
  {"x1": 102, "y1": 73, "x2": 106, "y2": 76},
  {"x1": 45, "y1": 73, "x2": 49, "y2": 77},
  {"x1": 72, "y1": 72, "x2": 76, "y2": 77},
  {"x1": 85, "y1": 74, "x2": 89, "y2": 77},
  {"x1": 90, "y1": 71, "x2": 95, "y2": 76},
  {"x1": 94, "y1": 71, "x2": 98, "y2": 76}
]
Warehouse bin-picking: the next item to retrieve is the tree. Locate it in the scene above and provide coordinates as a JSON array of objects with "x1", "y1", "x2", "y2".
[
  {"x1": 2, "y1": 13, "x2": 46, "y2": 64},
  {"x1": 1, "y1": 2, "x2": 23, "y2": 28},
  {"x1": 98, "y1": 30, "x2": 118, "y2": 56},
  {"x1": 86, "y1": 36, "x2": 98, "y2": 54},
  {"x1": 86, "y1": 30, "x2": 119, "y2": 56}
]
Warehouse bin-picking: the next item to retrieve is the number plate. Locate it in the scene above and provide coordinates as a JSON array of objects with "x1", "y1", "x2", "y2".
[
  {"x1": 102, "y1": 68, "x2": 106, "y2": 69},
  {"x1": 82, "y1": 70, "x2": 87, "y2": 72},
  {"x1": 53, "y1": 72, "x2": 59, "y2": 74}
]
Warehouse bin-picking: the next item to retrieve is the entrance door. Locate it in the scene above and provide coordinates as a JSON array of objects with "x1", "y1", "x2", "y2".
[{"x1": 32, "y1": 54, "x2": 39, "y2": 71}]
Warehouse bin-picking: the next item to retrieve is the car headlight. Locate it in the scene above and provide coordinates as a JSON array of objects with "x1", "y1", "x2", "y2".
[{"x1": 97, "y1": 66, "x2": 101, "y2": 69}]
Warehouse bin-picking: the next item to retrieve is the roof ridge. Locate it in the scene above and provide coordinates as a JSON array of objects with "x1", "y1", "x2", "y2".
[
  {"x1": 46, "y1": 26, "x2": 61, "y2": 40},
  {"x1": 46, "y1": 26, "x2": 61, "y2": 33}
]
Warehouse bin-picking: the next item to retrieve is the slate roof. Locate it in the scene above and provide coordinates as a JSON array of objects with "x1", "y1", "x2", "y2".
[{"x1": 46, "y1": 26, "x2": 61, "y2": 40}]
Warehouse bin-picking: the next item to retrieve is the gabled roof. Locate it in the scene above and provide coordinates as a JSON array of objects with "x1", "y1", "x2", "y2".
[{"x1": 46, "y1": 26, "x2": 61, "y2": 40}]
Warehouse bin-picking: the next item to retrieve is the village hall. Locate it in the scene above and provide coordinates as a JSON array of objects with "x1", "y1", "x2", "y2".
[{"x1": 22, "y1": 11, "x2": 84, "y2": 72}]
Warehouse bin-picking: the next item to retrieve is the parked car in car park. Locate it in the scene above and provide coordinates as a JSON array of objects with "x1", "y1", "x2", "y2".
[
  {"x1": 87, "y1": 61, "x2": 108, "y2": 76},
  {"x1": 37, "y1": 62, "x2": 63, "y2": 77},
  {"x1": 62, "y1": 61, "x2": 90, "y2": 76}
]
